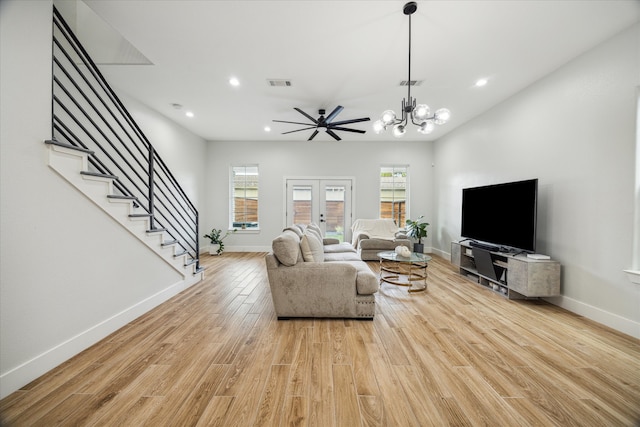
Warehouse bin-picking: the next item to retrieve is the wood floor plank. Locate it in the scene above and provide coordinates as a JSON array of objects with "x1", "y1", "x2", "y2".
[
  {"x1": 358, "y1": 395, "x2": 385, "y2": 427},
  {"x1": 308, "y1": 342, "x2": 335, "y2": 427},
  {"x1": 287, "y1": 326, "x2": 312, "y2": 397},
  {"x1": 194, "y1": 396, "x2": 235, "y2": 427},
  {"x1": 346, "y1": 327, "x2": 380, "y2": 396},
  {"x1": 366, "y1": 342, "x2": 419, "y2": 426},
  {"x1": 282, "y1": 396, "x2": 308, "y2": 427},
  {"x1": 333, "y1": 364, "x2": 361, "y2": 427},
  {"x1": 254, "y1": 364, "x2": 290, "y2": 427},
  {"x1": 392, "y1": 365, "x2": 446, "y2": 427},
  {"x1": 1, "y1": 252, "x2": 638, "y2": 426}
]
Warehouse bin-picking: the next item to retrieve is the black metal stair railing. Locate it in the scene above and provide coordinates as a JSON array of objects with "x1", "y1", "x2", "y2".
[{"x1": 51, "y1": 6, "x2": 200, "y2": 271}]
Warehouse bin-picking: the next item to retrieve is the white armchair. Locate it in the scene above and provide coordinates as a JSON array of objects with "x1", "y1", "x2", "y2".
[{"x1": 351, "y1": 219, "x2": 412, "y2": 260}]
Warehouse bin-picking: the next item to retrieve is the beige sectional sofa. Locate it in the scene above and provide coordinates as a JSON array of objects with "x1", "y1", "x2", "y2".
[
  {"x1": 351, "y1": 218, "x2": 412, "y2": 261},
  {"x1": 265, "y1": 223, "x2": 379, "y2": 319}
]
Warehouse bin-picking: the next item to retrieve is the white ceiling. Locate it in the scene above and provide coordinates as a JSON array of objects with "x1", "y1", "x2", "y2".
[{"x1": 70, "y1": 0, "x2": 639, "y2": 142}]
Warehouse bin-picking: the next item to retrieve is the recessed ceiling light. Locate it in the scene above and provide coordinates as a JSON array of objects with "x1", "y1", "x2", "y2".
[
  {"x1": 185, "y1": 111, "x2": 194, "y2": 118},
  {"x1": 475, "y1": 78, "x2": 488, "y2": 87},
  {"x1": 229, "y1": 77, "x2": 240, "y2": 87},
  {"x1": 264, "y1": 126, "x2": 271, "y2": 132}
]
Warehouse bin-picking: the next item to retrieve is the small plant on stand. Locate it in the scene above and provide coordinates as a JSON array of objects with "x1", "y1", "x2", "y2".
[
  {"x1": 405, "y1": 215, "x2": 429, "y2": 253},
  {"x1": 204, "y1": 228, "x2": 236, "y2": 255}
]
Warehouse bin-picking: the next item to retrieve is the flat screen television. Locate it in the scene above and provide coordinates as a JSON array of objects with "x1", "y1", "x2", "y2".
[{"x1": 461, "y1": 179, "x2": 538, "y2": 252}]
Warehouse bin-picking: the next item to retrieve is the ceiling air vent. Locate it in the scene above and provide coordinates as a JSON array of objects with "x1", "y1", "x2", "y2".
[
  {"x1": 399, "y1": 80, "x2": 423, "y2": 86},
  {"x1": 267, "y1": 79, "x2": 292, "y2": 87}
]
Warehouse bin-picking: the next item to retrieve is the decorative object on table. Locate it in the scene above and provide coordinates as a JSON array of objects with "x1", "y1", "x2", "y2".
[
  {"x1": 203, "y1": 228, "x2": 236, "y2": 255},
  {"x1": 373, "y1": 1, "x2": 450, "y2": 137},
  {"x1": 395, "y1": 245, "x2": 412, "y2": 257},
  {"x1": 405, "y1": 215, "x2": 429, "y2": 253},
  {"x1": 273, "y1": 105, "x2": 370, "y2": 141}
]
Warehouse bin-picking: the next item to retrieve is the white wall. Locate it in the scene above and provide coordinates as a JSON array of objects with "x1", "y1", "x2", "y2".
[
  {"x1": 433, "y1": 24, "x2": 640, "y2": 338},
  {"x1": 0, "y1": 0, "x2": 207, "y2": 398},
  {"x1": 205, "y1": 140, "x2": 434, "y2": 251},
  {"x1": 118, "y1": 93, "x2": 207, "y2": 209}
]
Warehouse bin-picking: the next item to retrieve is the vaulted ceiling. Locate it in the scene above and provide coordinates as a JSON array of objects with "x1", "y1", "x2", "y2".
[{"x1": 60, "y1": 0, "x2": 639, "y2": 142}]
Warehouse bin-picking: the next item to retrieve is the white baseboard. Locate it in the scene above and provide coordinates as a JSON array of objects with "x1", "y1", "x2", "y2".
[
  {"x1": 429, "y1": 247, "x2": 450, "y2": 259},
  {"x1": 0, "y1": 277, "x2": 200, "y2": 399},
  {"x1": 438, "y1": 245, "x2": 638, "y2": 339},
  {"x1": 201, "y1": 245, "x2": 271, "y2": 254},
  {"x1": 543, "y1": 295, "x2": 640, "y2": 339}
]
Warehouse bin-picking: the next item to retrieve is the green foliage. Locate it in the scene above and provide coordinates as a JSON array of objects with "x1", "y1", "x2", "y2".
[
  {"x1": 405, "y1": 215, "x2": 429, "y2": 244},
  {"x1": 203, "y1": 228, "x2": 236, "y2": 255}
]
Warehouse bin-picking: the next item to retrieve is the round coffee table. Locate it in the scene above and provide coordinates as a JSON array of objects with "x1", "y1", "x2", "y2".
[{"x1": 377, "y1": 251, "x2": 432, "y2": 292}]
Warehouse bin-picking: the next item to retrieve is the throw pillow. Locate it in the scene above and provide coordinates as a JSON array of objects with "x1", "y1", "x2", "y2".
[
  {"x1": 304, "y1": 230, "x2": 324, "y2": 262},
  {"x1": 272, "y1": 230, "x2": 300, "y2": 266},
  {"x1": 300, "y1": 234, "x2": 315, "y2": 262},
  {"x1": 283, "y1": 226, "x2": 303, "y2": 238},
  {"x1": 307, "y1": 222, "x2": 322, "y2": 236}
]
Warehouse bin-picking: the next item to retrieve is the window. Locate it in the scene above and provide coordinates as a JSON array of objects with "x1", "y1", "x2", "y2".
[
  {"x1": 230, "y1": 165, "x2": 259, "y2": 229},
  {"x1": 379, "y1": 166, "x2": 408, "y2": 226}
]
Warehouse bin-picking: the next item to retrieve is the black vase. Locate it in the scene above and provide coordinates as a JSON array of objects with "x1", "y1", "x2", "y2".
[{"x1": 413, "y1": 243, "x2": 424, "y2": 254}]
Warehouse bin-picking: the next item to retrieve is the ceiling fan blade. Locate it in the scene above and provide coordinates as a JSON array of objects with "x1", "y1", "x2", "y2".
[
  {"x1": 282, "y1": 126, "x2": 317, "y2": 135},
  {"x1": 330, "y1": 126, "x2": 366, "y2": 134},
  {"x1": 295, "y1": 108, "x2": 318, "y2": 124},
  {"x1": 308, "y1": 129, "x2": 320, "y2": 141},
  {"x1": 325, "y1": 105, "x2": 344, "y2": 123},
  {"x1": 330, "y1": 117, "x2": 371, "y2": 126},
  {"x1": 326, "y1": 129, "x2": 342, "y2": 141},
  {"x1": 273, "y1": 119, "x2": 315, "y2": 126}
]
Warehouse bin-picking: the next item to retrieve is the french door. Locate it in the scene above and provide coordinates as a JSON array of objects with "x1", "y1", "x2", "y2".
[{"x1": 286, "y1": 178, "x2": 353, "y2": 243}]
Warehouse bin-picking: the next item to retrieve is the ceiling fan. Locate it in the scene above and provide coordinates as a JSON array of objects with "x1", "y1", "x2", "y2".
[{"x1": 273, "y1": 106, "x2": 370, "y2": 141}]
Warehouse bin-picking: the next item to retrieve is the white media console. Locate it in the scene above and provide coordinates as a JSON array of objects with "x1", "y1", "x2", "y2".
[{"x1": 451, "y1": 241, "x2": 561, "y2": 299}]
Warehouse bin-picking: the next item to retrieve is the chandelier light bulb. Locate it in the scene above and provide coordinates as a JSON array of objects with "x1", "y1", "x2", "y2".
[
  {"x1": 412, "y1": 104, "x2": 430, "y2": 122},
  {"x1": 373, "y1": 120, "x2": 385, "y2": 134},
  {"x1": 434, "y1": 108, "x2": 451, "y2": 125},
  {"x1": 393, "y1": 124, "x2": 406, "y2": 137},
  {"x1": 381, "y1": 110, "x2": 397, "y2": 126},
  {"x1": 417, "y1": 120, "x2": 435, "y2": 134}
]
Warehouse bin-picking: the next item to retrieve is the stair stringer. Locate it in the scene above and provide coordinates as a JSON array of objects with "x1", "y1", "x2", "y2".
[{"x1": 45, "y1": 142, "x2": 203, "y2": 285}]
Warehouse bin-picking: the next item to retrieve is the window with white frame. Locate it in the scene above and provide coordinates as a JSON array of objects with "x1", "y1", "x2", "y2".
[
  {"x1": 379, "y1": 165, "x2": 408, "y2": 227},
  {"x1": 230, "y1": 165, "x2": 259, "y2": 229}
]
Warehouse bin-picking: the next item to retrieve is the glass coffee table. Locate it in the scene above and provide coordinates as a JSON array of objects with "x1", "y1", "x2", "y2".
[{"x1": 377, "y1": 251, "x2": 432, "y2": 292}]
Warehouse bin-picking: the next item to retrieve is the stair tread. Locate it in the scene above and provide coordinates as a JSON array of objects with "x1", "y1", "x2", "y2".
[
  {"x1": 174, "y1": 250, "x2": 188, "y2": 257},
  {"x1": 129, "y1": 213, "x2": 152, "y2": 218},
  {"x1": 184, "y1": 259, "x2": 197, "y2": 266},
  {"x1": 195, "y1": 267, "x2": 205, "y2": 274},
  {"x1": 162, "y1": 240, "x2": 178, "y2": 246},
  {"x1": 81, "y1": 170, "x2": 118, "y2": 180},
  {"x1": 146, "y1": 228, "x2": 167, "y2": 233},
  {"x1": 107, "y1": 194, "x2": 138, "y2": 200},
  {"x1": 45, "y1": 139, "x2": 94, "y2": 154}
]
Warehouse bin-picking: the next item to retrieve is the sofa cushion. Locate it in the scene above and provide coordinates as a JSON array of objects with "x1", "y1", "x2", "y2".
[
  {"x1": 303, "y1": 230, "x2": 324, "y2": 262},
  {"x1": 272, "y1": 230, "x2": 302, "y2": 266},
  {"x1": 324, "y1": 251, "x2": 361, "y2": 262},
  {"x1": 323, "y1": 242, "x2": 357, "y2": 254}
]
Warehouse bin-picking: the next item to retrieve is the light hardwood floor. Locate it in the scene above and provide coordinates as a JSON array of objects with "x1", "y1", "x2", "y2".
[{"x1": 1, "y1": 252, "x2": 639, "y2": 426}]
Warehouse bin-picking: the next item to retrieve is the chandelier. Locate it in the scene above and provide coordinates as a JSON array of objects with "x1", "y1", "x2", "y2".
[{"x1": 373, "y1": 2, "x2": 450, "y2": 137}]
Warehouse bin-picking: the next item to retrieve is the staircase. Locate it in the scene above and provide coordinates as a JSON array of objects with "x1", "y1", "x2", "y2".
[
  {"x1": 46, "y1": 139, "x2": 204, "y2": 284},
  {"x1": 48, "y1": 6, "x2": 203, "y2": 286}
]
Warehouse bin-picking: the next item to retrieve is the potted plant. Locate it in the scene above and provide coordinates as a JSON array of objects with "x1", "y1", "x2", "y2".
[
  {"x1": 405, "y1": 215, "x2": 429, "y2": 253},
  {"x1": 203, "y1": 228, "x2": 236, "y2": 255}
]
